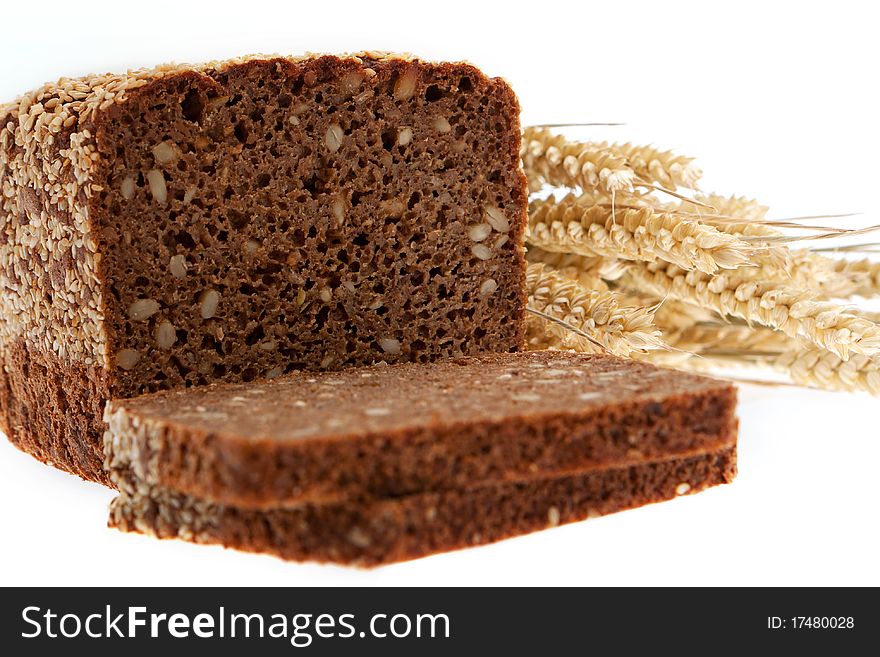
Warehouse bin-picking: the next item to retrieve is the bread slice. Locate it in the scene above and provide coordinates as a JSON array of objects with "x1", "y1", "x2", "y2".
[
  {"x1": 0, "y1": 53, "x2": 528, "y2": 483},
  {"x1": 109, "y1": 446, "x2": 737, "y2": 566},
  {"x1": 103, "y1": 351, "x2": 737, "y2": 507}
]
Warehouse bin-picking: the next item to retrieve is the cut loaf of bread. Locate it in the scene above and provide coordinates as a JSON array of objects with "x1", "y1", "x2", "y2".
[{"x1": 0, "y1": 53, "x2": 528, "y2": 483}]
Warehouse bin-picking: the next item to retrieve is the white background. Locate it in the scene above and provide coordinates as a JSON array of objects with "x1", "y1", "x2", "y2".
[{"x1": 1, "y1": 0, "x2": 878, "y2": 586}]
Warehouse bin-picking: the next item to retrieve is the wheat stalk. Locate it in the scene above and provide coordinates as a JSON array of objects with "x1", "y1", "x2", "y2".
[
  {"x1": 521, "y1": 127, "x2": 636, "y2": 194},
  {"x1": 527, "y1": 193, "x2": 754, "y2": 273},
  {"x1": 526, "y1": 262, "x2": 665, "y2": 357},
  {"x1": 589, "y1": 141, "x2": 702, "y2": 190},
  {"x1": 623, "y1": 261, "x2": 880, "y2": 359}
]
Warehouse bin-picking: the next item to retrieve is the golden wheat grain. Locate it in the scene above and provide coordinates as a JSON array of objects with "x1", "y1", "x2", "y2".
[
  {"x1": 521, "y1": 127, "x2": 636, "y2": 194},
  {"x1": 526, "y1": 262, "x2": 665, "y2": 357},
  {"x1": 623, "y1": 261, "x2": 880, "y2": 359},
  {"x1": 674, "y1": 192, "x2": 801, "y2": 270},
  {"x1": 589, "y1": 141, "x2": 702, "y2": 190},
  {"x1": 559, "y1": 187, "x2": 662, "y2": 209},
  {"x1": 527, "y1": 193, "x2": 753, "y2": 273}
]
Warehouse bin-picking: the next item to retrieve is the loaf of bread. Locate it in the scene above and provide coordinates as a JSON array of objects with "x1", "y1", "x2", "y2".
[
  {"x1": 0, "y1": 53, "x2": 528, "y2": 483},
  {"x1": 110, "y1": 447, "x2": 737, "y2": 566},
  {"x1": 104, "y1": 351, "x2": 738, "y2": 507},
  {"x1": 104, "y1": 352, "x2": 738, "y2": 564}
]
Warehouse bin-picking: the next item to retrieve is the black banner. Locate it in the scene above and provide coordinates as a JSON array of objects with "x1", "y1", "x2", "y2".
[{"x1": 0, "y1": 587, "x2": 874, "y2": 654}]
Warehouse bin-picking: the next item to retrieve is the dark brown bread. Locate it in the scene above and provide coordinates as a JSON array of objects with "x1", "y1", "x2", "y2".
[
  {"x1": 109, "y1": 446, "x2": 737, "y2": 566},
  {"x1": 104, "y1": 351, "x2": 738, "y2": 507},
  {"x1": 0, "y1": 54, "x2": 528, "y2": 483}
]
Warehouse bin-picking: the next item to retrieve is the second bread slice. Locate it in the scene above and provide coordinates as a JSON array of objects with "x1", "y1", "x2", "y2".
[{"x1": 109, "y1": 446, "x2": 737, "y2": 565}]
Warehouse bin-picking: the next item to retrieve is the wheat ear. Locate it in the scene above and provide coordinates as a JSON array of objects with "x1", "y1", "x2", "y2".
[
  {"x1": 826, "y1": 258, "x2": 880, "y2": 298},
  {"x1": 649, "y1": 323, "x2": 880, "y2": 395},
  {"x1": 521, "y1": 127, "x2": 636, "y2": 194},
  {"x1": 681, "y1": 193, "x2": 772, "y2": 232},
  {"x1": 624, "y1": 261, "x2": 880, "y2": 359},
  {"x1": 524, "y1": 248, "x2": 610, "y2": 290},
  {"x1": 777, "y1": 348, "x2": 880, "y2": 395},
  {"x1": 527, "y1": 193, "x2": 754, "y2": 273},
  {"x1": 676, "y1": 192, "x2": 799, "y2": 270},
  {"x1": 526, "y1": 262, "x2": 665, "y2": 357},
  {"x1": 589, "y1": 141, "x2": 702, "y2": 190},
  {"x1": 526, "y1": 245, "x2": 630, "y2": 283},
  {"x1": 663, "y1": 322, "x2": 793, "y2": 354},
  {"x1": 642, "y1": 320, "x2": 786, "y2": 367}
]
